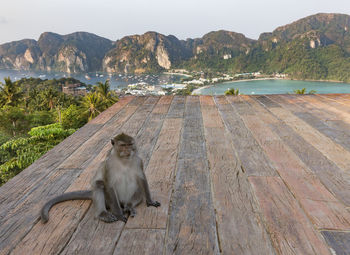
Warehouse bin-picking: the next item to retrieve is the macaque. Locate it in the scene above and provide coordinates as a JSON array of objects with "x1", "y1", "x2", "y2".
[{"x1": 41, "y1": 133, "x2": 160, "y2": 223}]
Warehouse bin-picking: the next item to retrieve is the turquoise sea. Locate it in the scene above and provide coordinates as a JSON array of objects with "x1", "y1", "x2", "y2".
[{"x1": 196, "y1": 79, "x2": 350, "y2": 95}]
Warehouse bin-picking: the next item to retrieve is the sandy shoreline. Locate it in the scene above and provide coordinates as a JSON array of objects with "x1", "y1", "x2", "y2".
[{"x1": 192, "y1": 77, "x2": 282, "y2": 94}]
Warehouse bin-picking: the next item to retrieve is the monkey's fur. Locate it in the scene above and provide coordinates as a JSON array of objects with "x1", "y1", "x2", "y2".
[{"x1": 41, "y1": 133, "x2": 160, "y2": 223}]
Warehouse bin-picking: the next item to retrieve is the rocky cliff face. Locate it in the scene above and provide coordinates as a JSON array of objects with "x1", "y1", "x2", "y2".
[
  {"x1": 102, "y1": 32, "x2": 192, "y2": 73},
  {"x1": 0, "y1": 32, "x2": 113, "y2": 73},
  {"x1": 258, "y1": 13, "x2": 350, "y2": 52},
  {"x1": 192, "y1": 30, "x2": 256, "y2": 57},
  {"x1": 1, "y1": 13, "x2": 350, "y2": 74}
]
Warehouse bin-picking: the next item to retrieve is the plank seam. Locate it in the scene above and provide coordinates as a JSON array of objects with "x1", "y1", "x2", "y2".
[
  {"x1": 214, "y1": 96, "x2": 277, "y2": 254},
  {"x1": 163, "y1": 96, "x2": 186, "y2": 255},
  {"x1": 56, "y1": 202, "x2": 93, "y2": 255},
  {"x1": 197, "y1": 96, "x2": 221, "y2": 254},
  {"x1": 249, "y1": 96, "x2": 348, "y2": 235},
  {"x1": 263, "y1": 95, "x2": 348, "y2": 205}
]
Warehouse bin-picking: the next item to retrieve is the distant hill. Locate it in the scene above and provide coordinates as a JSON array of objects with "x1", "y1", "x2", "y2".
[
  {"x1": 1, "y1": 13, "x2": 350, "y2": 82},
  {"x1": 0, "y1": 32, "x2": 113, "y2": 73}
]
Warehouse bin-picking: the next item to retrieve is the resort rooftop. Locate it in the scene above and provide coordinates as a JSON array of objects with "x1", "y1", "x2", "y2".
[{"x1": 0, "y1": 94, "x2": 350, "y2": 254}]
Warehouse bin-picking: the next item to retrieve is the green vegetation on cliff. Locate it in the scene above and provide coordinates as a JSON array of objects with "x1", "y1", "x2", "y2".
[{"x1": 1, "y1": 13, "x2": 350, "y2": 82}]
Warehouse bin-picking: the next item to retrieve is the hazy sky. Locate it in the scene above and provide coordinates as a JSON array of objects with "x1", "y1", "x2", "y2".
[{"x1": 0, "y1": 0, "x2": 349, "y2": 44}]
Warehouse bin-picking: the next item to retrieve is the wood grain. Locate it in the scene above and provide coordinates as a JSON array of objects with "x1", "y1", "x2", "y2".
[
  {"x1": 217, "y1": 96, "x2": 277, "y2": 176},
  {"x1": 272, "y1": 94, "x2": 350, "y2": 151},
  {"x1": 261, "y1": 97, "x2": 350, "y2": 172},
  {"x1": 237, "y1": 96, "x2": 350, "y2": 230},
  {"x1": 264, "y1": 95, "x2": 350, "y2": 206},
  {"x1": 249, "y1": 176, "x2": 331, "y2": 255},
  {"x1": 200, "y1": 96, "x2": 276, "y2": 255},
  {"x1": 321, "y1": 231, "x2": 350, "y2": 255},
  {"x1": 165, "y1": 96, "x2": 220, "y2": 254},
  {"x1": 113, "y1": 229, "x2": 165, "y2": 255}
]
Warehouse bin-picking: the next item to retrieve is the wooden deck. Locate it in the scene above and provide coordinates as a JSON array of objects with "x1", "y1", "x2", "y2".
[{"x1": 1, "y1": 94, "x2": 350, "y2": 255}]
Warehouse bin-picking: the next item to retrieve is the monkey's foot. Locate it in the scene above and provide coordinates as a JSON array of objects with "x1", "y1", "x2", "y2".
[
  {"x1": 115, "y1": 214, "x2": 128, "y2": 222},
  {"x1": 99, "y1": 211, "x2": 117, "y2": 223},
  {"x1": 147, "y1": 200, "x2": 161, "y2": 207},
  {"x1": 123, "y1": 207, "x2": 136, "y2": 217}
]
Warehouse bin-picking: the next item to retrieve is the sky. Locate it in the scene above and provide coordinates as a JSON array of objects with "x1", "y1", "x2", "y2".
[{"x1": 0, "y1": 0, "x2": 350, "y2": 44}]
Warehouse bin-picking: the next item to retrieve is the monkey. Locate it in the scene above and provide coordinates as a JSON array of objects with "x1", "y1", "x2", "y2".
[{"x1": 41, "y1": 133, "x2": 160, "y2": 223}]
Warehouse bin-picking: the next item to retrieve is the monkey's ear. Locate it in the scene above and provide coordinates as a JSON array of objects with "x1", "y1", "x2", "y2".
[{"x1": 111, "y1": 139, "x2": 114, "y2": 145}]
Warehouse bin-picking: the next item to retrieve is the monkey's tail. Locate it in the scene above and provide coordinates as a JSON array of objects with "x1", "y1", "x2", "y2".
[{"x1": 40, "y1": 190, "x2": 92, "y2": 223}]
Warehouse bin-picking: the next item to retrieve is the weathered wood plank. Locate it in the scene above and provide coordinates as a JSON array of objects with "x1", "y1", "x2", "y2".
[
  {"x1": 315, "y1": 94, "x2": 350, "y2": 113},
  {"x1": 258, "y1": 96, "x2": 350, "y2": 206},
  {"x1": 165, "y1": 96, "x2": 219, "y2": 254},
  {"x1": 299, "y1": 94, "x2": 350, "y2": 124},
  {"x1": 113, "y1": 229, "x2": 165, "y2": 255},
  {"x1": 10, "y1": 97, "x2": 154, "y2": 255},
  {"x1": 217, "y1": 96, "x2": 277, "y2": 176},
  {"x1": 259, "y1": 96, "x2": 350, "y2": 172},
  {"x1": 61, "y1": 96, "x2": 173, "y2": 255},
  {"x1": 321, "y1": 231, "x2": 350, "y2": 255},
  {"x1": 166, "y1": 96, "x2": 185, "y2": 119},
  {"x1": 249, "y1": 176, "x2": 332, "y2": 255},
  {"x1": 200, "y1": 96, "x2": 276, "y2": 255},
  {"x1": 272, "y1": 94, "x2": 350, "y2": 151},
  {"x1": 133, "y1": 96, "x2": 173, "y2": 168},
  {"x1": 236, "y1": 96, "x2": 350, "y2": 230}
]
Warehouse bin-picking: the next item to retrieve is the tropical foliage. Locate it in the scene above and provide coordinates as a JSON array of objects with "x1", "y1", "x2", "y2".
[
  {"x1": 0, "y1": 123, "x2": 75, "y2": 185},
  {"x1": 0, "y1": 77, "x2": 118, "y2": 185},
  {"x1": 225, "y1": 88, "x2": 240, "y2": 95},
  {"x1": 293, "y1": 88, "x2": 316, "y2": 94}
]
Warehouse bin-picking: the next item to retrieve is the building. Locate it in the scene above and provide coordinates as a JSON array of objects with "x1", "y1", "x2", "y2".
[{"x1": 62, "y1": 83, "x2": 87, "y2": 96}]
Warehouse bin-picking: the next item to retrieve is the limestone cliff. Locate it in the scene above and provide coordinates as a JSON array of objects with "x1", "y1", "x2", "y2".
[
  {"x1": 0, "y1": 32, "x2": 113, "y2": 73},
  {"x1": 102, "y1": 32, "x2": 192, "y2": 73}
]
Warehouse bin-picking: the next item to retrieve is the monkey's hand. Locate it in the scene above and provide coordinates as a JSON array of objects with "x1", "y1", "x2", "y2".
[
  {"x1": 115, "y1": 214, "x2": 128, "y2": 223},
  {"x1": 146, "y1": 200, "x2": 161, "y2": 207}
]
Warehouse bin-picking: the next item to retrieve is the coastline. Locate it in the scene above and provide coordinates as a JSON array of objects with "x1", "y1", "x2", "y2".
[
  {"x1": 163, "y1": 72, "x2": 192, "y2": 78},
  {"x1": 191, "y1": 77, "x2": 350, "y2": 95},
  {"x1": 192, "y1": 77, "x2": 282, "y2": 94}
]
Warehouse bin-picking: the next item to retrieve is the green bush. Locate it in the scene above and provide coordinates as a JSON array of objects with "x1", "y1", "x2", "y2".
[{"x1": 0, "y1": 123, "x2": 75, "y2": 185}]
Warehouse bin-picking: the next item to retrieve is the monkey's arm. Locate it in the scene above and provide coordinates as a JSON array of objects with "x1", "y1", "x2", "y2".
[
  {"x1": 92, "y1": 168, "x2": 127, "y2": 223},
  {"x1": 106, "y1": 187, "x2": 127, "y2": 222},
  {"x1": 41, "y1": 190, "x2": 92, "y2": 223}
]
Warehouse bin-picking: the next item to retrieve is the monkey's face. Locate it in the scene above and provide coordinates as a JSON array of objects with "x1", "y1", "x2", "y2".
[{"x1": 116, "y1": 141, "x2": 135, "y2": 158}]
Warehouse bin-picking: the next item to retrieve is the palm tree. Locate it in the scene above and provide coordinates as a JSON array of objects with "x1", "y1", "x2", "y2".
[
  {"x1": 0, "y1": 77, "x2": 23, "y2": 107},
  {"x1": 294, "y1": 88, "x2": 316, "y2": 94},
  {"x1": 39, "y1": 87, "x2": 59, "y2": 110},
  {"x1": 225, "y1": 88, "x2": 240, "y2": 96},
  {"x1": 81, "y1": 92, "x2": 104, "y2": 121},
  {"x1": 95, "y1": 80, "x2": 118, "y2": 107}
]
